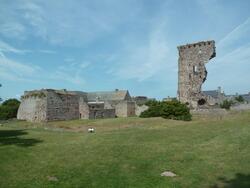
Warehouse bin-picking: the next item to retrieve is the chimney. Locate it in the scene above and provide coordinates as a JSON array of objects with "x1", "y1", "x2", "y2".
[{"x1": 217, "y1": 86, "x2": 221, "y2": 94}]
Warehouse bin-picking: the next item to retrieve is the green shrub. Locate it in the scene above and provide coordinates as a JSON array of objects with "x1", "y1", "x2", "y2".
[
  {"x1": 235, "y1": 95, "x2": 244, "y2": 103},
  {"x1": 140, "y1": 100, "x2": 191, "y2": 121},
  {"x1": 0, "y1": 99, "x2": 20, "y2": 120},
  {"x1": 140, "y1": 104, "x2": 162, "y2": 118},
  {"x1": 220, "y1": 99, "x2": 234, "y2": 110},
  {"x1": 144, "y1": 99, "x2": 160, "y2": 107}
]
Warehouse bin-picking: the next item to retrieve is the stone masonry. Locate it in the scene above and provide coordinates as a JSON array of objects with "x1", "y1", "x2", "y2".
[
  {"x1": 17, "y1": 89, "x2": 135, "y2": 122},
  {"x1": 177, "y1": 40, "x2": 216, "y2": 109}
]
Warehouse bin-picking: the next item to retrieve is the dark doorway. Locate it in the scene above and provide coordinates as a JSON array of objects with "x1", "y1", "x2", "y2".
[{"x1": 198, "y1": 98, "x2": 206, "y2": 105}]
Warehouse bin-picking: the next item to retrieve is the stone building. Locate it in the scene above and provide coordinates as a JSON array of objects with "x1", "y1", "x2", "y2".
[
  {"x1": 202, "y1": 87, "x2": 250, "y2": 106},
  {"x1": 17, "y1": 89, "x2": 135, "y2": 122},
  {"x1": 240, "y1": 93, "x2": 250, "y2": 102},
  {"x1": 177, "y1": 40, "x2": 216, "y2": 109},
  {"x1": 225, "y1": 92, "x2": 250, "y2": 103},
  {"x1": 132, "y1": 96, "x2": 148, "y2": 106},
  {"x1": 203, "y1": 87, "x2": 225, "y2": 105}
]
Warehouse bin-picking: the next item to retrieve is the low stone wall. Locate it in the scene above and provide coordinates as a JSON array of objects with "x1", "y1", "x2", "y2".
[
  {"x1": 231, "y1": 104, "x2": 250, "y2": 111},
  {"x1": 135, "y1": 104, "x2": 148, "y2": 116},
  {"x1": 191, "y1": 108, "x2": 228, "y2": 116}
]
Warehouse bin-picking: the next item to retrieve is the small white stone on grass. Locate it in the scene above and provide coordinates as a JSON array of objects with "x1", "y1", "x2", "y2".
[
  {"x1": 88, "y1": 128, "x2": 95, "y2": 133},
  {"x1": 161, "y1": 171, "x2": 177, "y2": 177}
]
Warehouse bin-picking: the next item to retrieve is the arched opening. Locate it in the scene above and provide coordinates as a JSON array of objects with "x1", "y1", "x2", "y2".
[{"x1": 198, "y1": 98, "x2": 206, "y2": 105}]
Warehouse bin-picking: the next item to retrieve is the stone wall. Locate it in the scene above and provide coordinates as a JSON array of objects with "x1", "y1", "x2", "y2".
[
  {"x1": 205, "y1": 95, "x2": 217, "y2": 105},
  {"x1": 127, "y1": 101, "x2": 136, "y2": 116},
  {"x1": 79, "y1": 97, "x2": 89, "y2": 119},
  {"x1": 133, "y1": 96, "x2": 148, "y2": 106},
  {"x1": 103, "y1": 109, "x2": 116, "y2": 118},
  {"x1": 115, "y1": 101, "x2": 135, "y2": 117},
  {"x1": 177, "y1": 40, "x2": 216, "y2": 109},
  {"x1": 115, "y1": 101, "x2": 126, "y2": 117},
  {"x1": 135, "y1": 104, "x2": 148, "y2": 116},
  {"x1": 231, "y1": 104, "x2": 250, "y2": 111},
  {"x1": 89, "y1": 109, "x2": 116, "y2": 119},
  {"x1": 81, "y1": 101, "x2": 116, "y2": 119},
  {"x1": 17, "y1": 95, "x2": 47, "y2": 122},
  {"x1": 46, "y1": 91, "x2": 79, "y2": 121}
]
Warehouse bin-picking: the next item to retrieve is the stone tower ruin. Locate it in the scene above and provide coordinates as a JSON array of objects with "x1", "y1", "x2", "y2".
[{"x1": 177, "y1": 40, "x2": 216, "y2": 109}]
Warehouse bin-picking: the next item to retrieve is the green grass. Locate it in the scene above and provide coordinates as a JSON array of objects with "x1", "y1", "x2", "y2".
[{"x1": 0, "y1": 111, "x2": 250, "y2": 188}]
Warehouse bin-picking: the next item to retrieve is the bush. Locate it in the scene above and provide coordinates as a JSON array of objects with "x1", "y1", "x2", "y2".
[
  {"x1": 0, "y1": 99, "x2": 20, "y2": 120},
  {"x1": 235, "y1": 95, "x2": 244, "y2": 103},
  {"x1": 220, "y1": 100, "x2": 233, "y2": 110},
  {"x1": 140, "y1": 100, "x2": 191, "y2": 121},
  {"x1": 144, "y1": 99, "x2": 160, "y2": 107},
  {"x1": 140, "y1": 103, "x2": 162, "y2": 118}
]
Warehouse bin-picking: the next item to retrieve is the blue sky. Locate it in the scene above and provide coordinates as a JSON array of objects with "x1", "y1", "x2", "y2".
[{"x1": 0, "y1": 0, "x2": 250, "y2": 100}]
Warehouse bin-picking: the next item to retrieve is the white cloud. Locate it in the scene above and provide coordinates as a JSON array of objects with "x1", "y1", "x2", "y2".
[
  {"x1": 64, "y1": 58, "x2": 75, "y2": 63},
  {"x1": 0, "y1": 41, "x2": 47, "y2": 83},
  {"x1": 217, "y1": 16, "x2": 250, "y2": 53},
  {"x1": 38, "y1": 50, "x2": 56, "y2": 54},
  {"x1": 51, "y1": 60, "x2": 90, "y2": 85},
  {"x1": 0, "y1": 0, "x2": 142, "y2": 46},
  {"x1": 0, "y1": 55, "x2": 40, "y2": 82},
  {"x1": 204, "y1": 16, "x2": 250, "y2": 93},
  {"x1": 0, "y1": 56, "x2": 35, "y2": 75},
  {"x1": 0, "y1": 51, "x2": 5, "y2": 58},
  {"x1": 107, "y1": 22, "x2": 175, "y2": 81},
  {"x1": 217, "y1": 44, "x2": 250, "y2": 65},
  {"x1": 52, "y1": 70, "x2": 85, "y2": 85},
  {"x1": 79, "y1": 62, "x2": 90, "y2": 69},
  {"x1": 0, "y1": 40, "x2": 29, "y2": 54},
  {"x1": 0, "y1": 40, "x2": 56, "y2": 55},
  {"x1": 209, "y1": 16, "x2": 250, "y2": 68},
  {"x1": 0, "y1": 22, "x2": 26, "y2": 40}
]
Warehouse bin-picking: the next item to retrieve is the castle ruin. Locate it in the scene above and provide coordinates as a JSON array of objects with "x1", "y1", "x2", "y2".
[
  {"x1": 177, "y1": 40, "x2": 216, "y2": 108},
  {"x1": 17, "y1": 89, "x2": 135, "y2": 122}
]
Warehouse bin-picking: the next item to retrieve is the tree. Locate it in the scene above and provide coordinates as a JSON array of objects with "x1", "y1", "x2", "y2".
[
  {"x1": 0, "y1": 83, "x2": 2, "y2": 102},
  {"x1": 0, "y1": 98, "x2": 20, "y2": 120}
]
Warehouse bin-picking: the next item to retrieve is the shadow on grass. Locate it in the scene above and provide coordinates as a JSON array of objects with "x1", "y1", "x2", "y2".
[
  {"x1": 211, "y1": 173, "x2": 250, "y2": 188},
  {"x1": 0, "y1": 129, "x2": 42, "y2": 147}
]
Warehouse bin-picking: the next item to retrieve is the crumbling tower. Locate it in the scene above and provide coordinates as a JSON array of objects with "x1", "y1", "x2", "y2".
[{"x1": 177, "y1": 40, "x2": 216, "y2": 109}]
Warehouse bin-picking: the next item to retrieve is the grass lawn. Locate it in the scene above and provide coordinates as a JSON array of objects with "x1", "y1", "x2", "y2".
[{"x1": 0, "y1": 111, "x2": 250, "y2": 188}]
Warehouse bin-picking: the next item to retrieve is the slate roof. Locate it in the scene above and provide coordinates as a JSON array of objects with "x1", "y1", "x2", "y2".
[
  {"x1": 23, "y1": 89, "x2": 131, "y2": 102},
  {"x1": 86, "y1": 90, "x2": 130, "y2": 102},
  {"x1": 203, "y1": 90, "x2": 219, "y2": 98}
]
